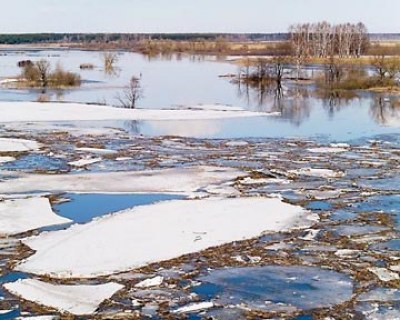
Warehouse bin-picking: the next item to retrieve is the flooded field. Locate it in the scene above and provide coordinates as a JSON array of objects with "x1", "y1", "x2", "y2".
[
  {"x1": 0, "y1": 49, "x2": 399, "y2": 141},
  {"x1": 0, "y1": 49, "x2": 399, "y2": 319}
]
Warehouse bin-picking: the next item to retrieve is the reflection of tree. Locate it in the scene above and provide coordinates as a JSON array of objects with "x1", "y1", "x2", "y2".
[
  {"x1": 235, "y1": 80, "x2": 311, "y2": 126},
  {"x1": 235, "y1": 80, "x2": 277, "y2": 112},
  {"x1": 55, "y1": 89, "x2": 65, "y2": 101},
  {"x1": 104, "y1": 65, "x2": 121, "y2": 78},
  {"x1": 142, "y1": 52, "x2": 205, "y2": 63},
  {"x1": 316, "y1": 89, "x2": 358, "y2": 119},
  {"x1": 278, "y1": 88, "x2": 311, "y2": 126},
  {"x1": 369, "y1": 96, "x2": 400, "y2": 126},
  {"x1": 123, "y1": 120, "x2": 141, "y2": 135},
  {"x1": 103, "y1": 52, "x2": 120, "y2": 77}
]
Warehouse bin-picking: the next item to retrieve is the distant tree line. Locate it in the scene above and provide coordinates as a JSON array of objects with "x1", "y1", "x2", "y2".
[{"x1": 0, "y1": 33, "x2": 289, "y2": 45}]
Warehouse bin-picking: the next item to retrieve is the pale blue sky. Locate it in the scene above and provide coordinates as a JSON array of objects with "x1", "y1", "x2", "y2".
[{"x1": 1, "y1": 0, "x2": 399, "y2": 33}]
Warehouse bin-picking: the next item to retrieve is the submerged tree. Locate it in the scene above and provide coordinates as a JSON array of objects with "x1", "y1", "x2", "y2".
[
  {"x1": 103, "y1": 51, "x2": 119, "y2": 75},
  {"x1": 35, "y1": 60, "x2": 51, "y2": 87},
  {"x1": 21, "y1": 59, "x2": 80, "y2": 88},
  {"x1": 371, "y1": 55, "x2": 400, "y2": 85},
  {"x1": 117, "y1": 76, "x2": 143, "y2": 108}
]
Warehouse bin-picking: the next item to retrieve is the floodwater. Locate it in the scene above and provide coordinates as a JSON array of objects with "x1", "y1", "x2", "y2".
[
  {"x1": 54, "y1": 193, "x2": 184, "y2": 223},
  {"x1": 0, "y1": 49, "x2": 399, "y2": 319},
  {"x1": 0, "y1": 49, "x2": 399, "y2": 141}
]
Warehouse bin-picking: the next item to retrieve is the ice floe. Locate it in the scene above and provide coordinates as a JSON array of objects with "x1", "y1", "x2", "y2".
[
  {"x1": 75, "y1": 147, "x2": 118, "y2": 154},
  {"x1": 225, "y1": 141, "x2": 249, "y2": 147},
  {"x1": 307, "y1": 147, "x2": 348, "y2": 153},
  {"x1": 68, "y1": 158, "x2": 102, "y2": 167},
  {"x1": 368, "y1": 268, "x2": 400, "y2": 282},
  {"x1": 289, "y1": 168, "x2": 345, "y2": 178},
  {"x1": 172, "y1": 301, "x2": 214, "y2": 314},
  {"x1": 0, "y1": 198, "x2": 71, "y2": 236},
  {"x1": 135, "y1": 276, "x2": 164, "y2": 288},
  {"x1": 16, "y1": 316, "x2": 57, "y2": 320},
  {"x1": 15, "y1": 197, "x2": 316, "y2": 278},
  {"x1": 0, "y1": 102, "x2": 267, "y2": 122},
  {"x1": 4, "y1": 279, "x2": 123, "y2": 315},
  {"x1": 0, "y1": 166, "x2": 243, "y2": 195},
  {"x1": 0, "y1": 138, "x2": 40, "y2": 152},
  {"x1": 358, "y1": 288, "x2": 400, "y2": 302},
  {"x1": 0, "y1": 156, "x2": 15, "y2": 163}
]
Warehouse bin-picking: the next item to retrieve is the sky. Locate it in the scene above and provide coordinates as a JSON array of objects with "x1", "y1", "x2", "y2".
[{"x1": 1, "y1": 0, "x2": 399, "y2": 34}]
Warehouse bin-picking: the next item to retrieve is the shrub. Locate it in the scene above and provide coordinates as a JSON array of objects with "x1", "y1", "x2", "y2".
[
  {"x1": 22, "y1": 64, "x2": 40, "y2": 83},
  {"x1": 21, "y1": 60, "x2": 81, "y2": 88},
  {"x1": 51, "y1": 64, "x2": 81, "y2": 87}
]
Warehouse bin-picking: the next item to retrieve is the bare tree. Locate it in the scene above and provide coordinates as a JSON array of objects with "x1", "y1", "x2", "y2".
[
  {"x1": 103, "y1": 52, "x2": 119, "y2": 74},
  {"x1": 289, "y1": 22, "x2": 369, "y2": 59},
  {"x1": 36, "y1": 60, "x2": 51, "y2": 87},
  {"x1": 325, "y1": 55, "x2": 345, "y2": 84},
  {"x1": 117, "y1": 76, "x2": 143, "y2": 108},
  {"x1": 289, "y1": 24, "x2": 308, "y2": 79},
  {"x1": 370, "y1": 55, "x2": 400, "y2": 84},
  {"x1": 355, "y1": 22, "x2": 369, "y2": 58}
]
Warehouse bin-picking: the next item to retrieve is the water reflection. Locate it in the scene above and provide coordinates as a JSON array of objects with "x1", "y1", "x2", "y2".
[
  {"x1": 235, "y1": 81, "x2": 312, "y2": 126},
  {"x1": 145, "y1": 120, "x2": 222, "y2": 138},
  {"x1": 142, "y1": 52, "x2": 207, "y2": 63},
  {"x1": 123, "y1": 120, "x2": 141, "y2": 135},
  {"x1": 318, "y1": 90, "x2": 359, "y2": 119},
  {"x1": 369, "y1": 96, "x2": 400, "y2": 127}
]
